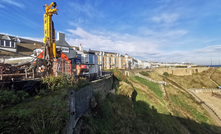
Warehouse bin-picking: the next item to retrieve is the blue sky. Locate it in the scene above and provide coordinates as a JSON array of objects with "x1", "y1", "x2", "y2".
[{"x1": 1, "y1": 0, "x2": 221, "y2": 65}]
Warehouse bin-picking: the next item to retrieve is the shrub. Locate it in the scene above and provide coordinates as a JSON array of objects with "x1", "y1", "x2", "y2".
[
  {"x1": 0, "y1": 90, "x2": 29, "y2": 109},
  {"x1": 42, "y1": 74, "x2": 89, "y2": 91},
  {"x1": 163, "y1": 72, "x2": 169, "y2": 77},
  {"x1": 77, "y1": 78, "x2": 89, "y2": 89},
  {"x1": 113, "y1": 68, "x2": 128, "y2": 82},
  {"x1": 140, "y1": 71, "x2": 149, "y2": 77}
]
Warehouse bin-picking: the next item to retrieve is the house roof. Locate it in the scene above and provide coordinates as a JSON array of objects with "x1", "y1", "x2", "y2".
[
  {"x1": 16, "y1": 42, "x2": 43, "y2": 56},
  {"x1": 0, "y1": 34, "x2": 43, "y2": 57},
  {"x1": 0, "y1": 34, "x2": 43, "y2": 44}
]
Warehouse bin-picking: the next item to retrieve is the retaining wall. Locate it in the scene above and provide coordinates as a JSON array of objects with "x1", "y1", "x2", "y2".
[
  {"x1": 64, "y1": 75, "x2": 113, "y2": 134},
  {"x1": 154, "y1": 67, "x2": 210, "y2": 76}
]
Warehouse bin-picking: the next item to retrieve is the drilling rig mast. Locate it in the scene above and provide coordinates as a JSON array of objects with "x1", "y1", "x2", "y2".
[
  {"x1": 35, "y1": 2, "x2": 58, "y2": 75},
  {"x1": 43, "y1": 2, "x2": 58, "y2": 60}
]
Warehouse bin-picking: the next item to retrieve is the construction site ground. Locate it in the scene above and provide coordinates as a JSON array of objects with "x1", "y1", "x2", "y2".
[{"x1": 195, "y1": 92, "x2": 221, "y2": 120}]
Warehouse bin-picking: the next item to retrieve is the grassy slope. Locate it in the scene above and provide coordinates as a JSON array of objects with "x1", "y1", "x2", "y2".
[
  {"x1": 133, "y1": 76, "x2": 163, "y2": 98},
  {"x1": 0, "y1": 89, "x2": 68, "y2": 134},
  {"x1": 0, "y1": 75, "x2": 89, "y2": 134},
  {"x1": 85, "y1": 69, "x2": 221, "y2": 134}
]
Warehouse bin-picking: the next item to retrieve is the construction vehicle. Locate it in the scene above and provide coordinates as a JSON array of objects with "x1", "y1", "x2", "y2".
[
  {"x1": 75, "y1": 50, "x2": 100, "y2": 80},
  {"x1": 35, "y1": 2, "x2": 71, "y2": 76},
  {"x1": 35, "y1": 2, "x2": 101, "y2": 79}
]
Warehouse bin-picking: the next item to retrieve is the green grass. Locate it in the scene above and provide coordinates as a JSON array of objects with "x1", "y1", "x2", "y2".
[
  {"x1": 130, "y1": 76, "x2": 168, "y2": 114},
  {"x1": 0, "y1": 89, "x2": 68, "y2": 134},
  {"x1": 86, "y1": 93, "x2": 185, "y2": 134},
  {"x1": 140, "y1": 71, "x2": 149, "y2": 77},
  {"x1": 0, "y1": 90, "x2": 29, "y2": 109},
  {"x1": 170, "y1": 94, "x2": 209, "y2": 123},
  {"x1": 112, "y1": 68, "x2": 128, "y2": 82},
  {"x1": 134, "y1": 76, "x2": 163, "y2": 98},
  {"x1": 135, "y1": 89, "x2": 169, "y2": 114},
  {"x1": 0, "y1": 75, "x2": 87, "y2": 134},
  {"x1": 135, "y1": 89, "x2": 153, "y2": 106}
]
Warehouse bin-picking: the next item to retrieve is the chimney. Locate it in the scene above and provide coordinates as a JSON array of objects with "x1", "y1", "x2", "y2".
[
  {"x1": 57, "y1": 32, "x2": 65, "y2": 41},
  {"x1": 79, "y1": 44, "x2": 83, "y2": 51}
]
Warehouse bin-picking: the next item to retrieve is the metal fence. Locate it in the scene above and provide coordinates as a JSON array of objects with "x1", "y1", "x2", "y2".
[{"x1": 53, "y1": 59, "x2": 72, "y2": 76}]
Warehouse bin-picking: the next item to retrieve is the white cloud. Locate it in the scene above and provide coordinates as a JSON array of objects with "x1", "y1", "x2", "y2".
[
  {"x1": 138, "y1": 27, "x2": 188, "y2": 39},
  {"x1": 148, "y1": 45, "x2": 221, "y2": 65},
  {"x1": 64, "y1": 27, "x2": 221, "y2": 65},
  {"x1": 151, "y1": 13, "x2": 179, "y2": 24},
  {"x1": 66, "y1": 27, "x2": 160, "y2": 56},
  {"x1": 69, "y1": 2, "x2": 102, "y2": 18},
  {"x1": 163, "y1": 30, "x2": 188, "y2": 38},
  {"x1": 194, "y1": 45, "x2": 221, "y2": 54},
  {"x1": 1, "y1": 0, "x2": 25, "y2": 8},
  {"x1": 202, "y1": 39, "x2": 217, "y2": 44}
]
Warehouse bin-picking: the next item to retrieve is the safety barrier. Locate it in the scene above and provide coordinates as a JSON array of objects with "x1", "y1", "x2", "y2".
[{"x1": 53, "y1": 59, "x2": 72, "y2": 76}]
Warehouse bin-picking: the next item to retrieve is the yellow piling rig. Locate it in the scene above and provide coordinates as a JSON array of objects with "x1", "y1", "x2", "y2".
[{"x1": 43, "y1": 2, "x2": 58, "y2": 61}]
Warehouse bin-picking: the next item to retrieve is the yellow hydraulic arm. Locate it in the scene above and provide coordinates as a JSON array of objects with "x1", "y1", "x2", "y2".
[{"x1": 43, "y1": 2, "x2": 58, "y2": 60}]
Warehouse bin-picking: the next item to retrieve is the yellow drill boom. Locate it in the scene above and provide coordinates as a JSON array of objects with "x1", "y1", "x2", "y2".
[{"x1": 43, "y1": 2, "x2": 58, "y2": 59}]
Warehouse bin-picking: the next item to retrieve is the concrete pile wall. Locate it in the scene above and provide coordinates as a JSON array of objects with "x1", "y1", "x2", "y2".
[
  {"x1": 64, "y1": 75, "x2": 113, "y2": 134},
  {"x1": 154, "y1": 67, "x2": 210, "y2": 76}
]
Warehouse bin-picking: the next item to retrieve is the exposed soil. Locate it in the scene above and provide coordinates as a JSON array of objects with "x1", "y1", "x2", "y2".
[
  {"x1": 211, "y1": 68, "x2": 221, "y2": 85},
  {"x1": 195, "y1": 92, "x2": 221, "y2": 120}
]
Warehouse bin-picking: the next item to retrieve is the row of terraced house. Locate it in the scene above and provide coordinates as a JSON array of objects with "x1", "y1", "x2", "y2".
[
  {"x1": 0, "y1": 33, "x2": 151, "y2": 69},
  {"x1": 72, "y1": 45, "x2": 148, "y2": 70},
  {"x1": 96, "y1": 52, "x2": 137, "y2": 70}
]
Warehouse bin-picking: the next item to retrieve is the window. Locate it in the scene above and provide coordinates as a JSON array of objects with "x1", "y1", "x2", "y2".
[
  {"x1": 11, "y1": 41, "x2": 15, "y2": 48},
  {"x1": 76, "y1": 54, "x2": 83, "y2": 63},
  {"x1": 76, "y1": 59, "x2": 81, "y2": 64},
  {"x1": 61, "y1": 47, "x2": 69, "y2": 53},
  {"x1": 89, "y1": 54, "x2": 94, "y2": 64},
  {"x1": 6, "y1": 41, "x2": 10, "y2": 47},
  {"x1": 0, "y1": 40, "x2": 4, "y2": 46},
  {"x1": 109, "y1": 57, "x2": 111, "y2": 64},
  {"x1": 84, "y1": 54, "x2": 89, "y2": 64}
]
